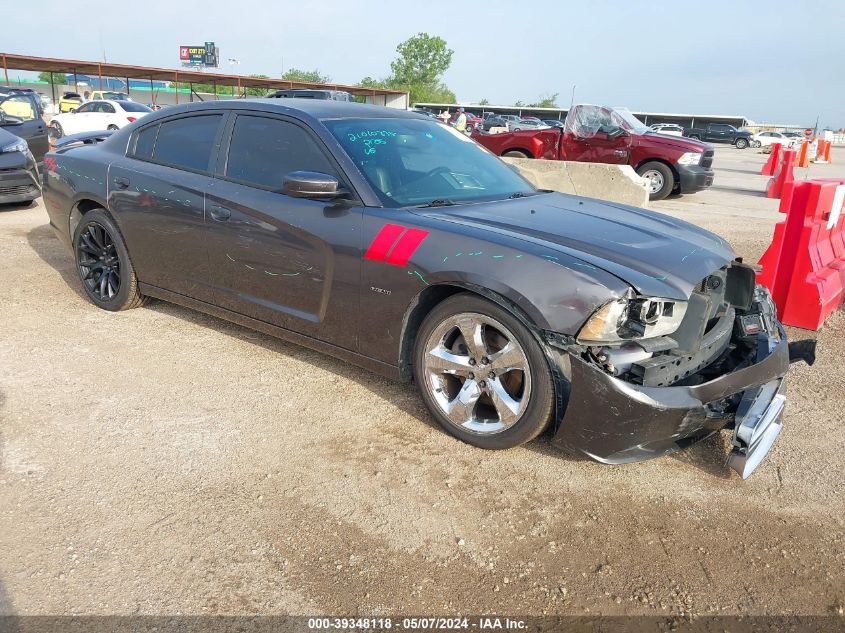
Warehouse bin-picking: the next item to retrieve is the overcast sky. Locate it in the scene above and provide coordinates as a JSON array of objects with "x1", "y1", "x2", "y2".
[{"x1": 7, "y1": 0, "x2": 845, "y2": 125}]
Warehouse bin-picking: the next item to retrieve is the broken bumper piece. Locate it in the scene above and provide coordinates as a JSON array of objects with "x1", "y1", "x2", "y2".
[{"x1": 552, "y1": 324, "x2": 792, "y2": 478}]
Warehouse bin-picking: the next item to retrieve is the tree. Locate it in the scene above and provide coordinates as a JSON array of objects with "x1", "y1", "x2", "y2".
[
  {"x1": 390, "y1": 33, "x2": 453, "y2": 87},
  {"x1": 479, "y1": 98, "x2": 490, "y2": 105},
  {"x1": 281, "y1": 68, "x2": 331, "y2": 84},
  {"x1": 514, "y1": 100, "x2": 525, "y2": 107},
  {"x1": 527, "y1": 93, "x2": 559, "y2": 108},
  {"x1": 38, "y1": 71, "x2": 58, "y2": 83}
]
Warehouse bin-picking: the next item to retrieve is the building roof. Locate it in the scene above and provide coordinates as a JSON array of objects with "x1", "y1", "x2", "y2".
[{"x1": 1, "y1": 52, "x2": 406, "y2": 98}]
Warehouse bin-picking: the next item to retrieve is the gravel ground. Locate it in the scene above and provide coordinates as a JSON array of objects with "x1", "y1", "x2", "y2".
[{"x1": 0, "y1": 146, "x2": 843, "y2": 620}]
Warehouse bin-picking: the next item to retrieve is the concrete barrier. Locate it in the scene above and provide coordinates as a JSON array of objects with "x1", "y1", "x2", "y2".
[{"x1": 502, "y1": 157, "x2": 650, "y2": 208}]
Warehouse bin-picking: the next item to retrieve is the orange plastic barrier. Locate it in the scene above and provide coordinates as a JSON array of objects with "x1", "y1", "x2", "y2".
[
  {"x1": 757, "y1": 179, "x2": 845, "y2": 330},
  {"x1": 760, "y1": 142, "x2": 782, "y2": 176},
  {"x1": 814, "y1": 139, "x2": 832, "y2": 163},
  {"x1": 795, "y1": 140, "x2": 810, "y2": 167},
  {"x1": 767, "y1": 148, "x2": 795, "y2": 199}
]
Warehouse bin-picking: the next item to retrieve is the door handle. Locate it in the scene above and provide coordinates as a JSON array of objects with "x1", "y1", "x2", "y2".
[
  {"x1": 208, "y1": 205, "x2": 231, "y2": 221},
  {"x1": 113, "y1": 176, "x2": 130, "y2": 189}
]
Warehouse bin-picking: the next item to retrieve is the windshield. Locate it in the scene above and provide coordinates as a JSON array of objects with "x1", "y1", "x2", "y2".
[
  {"x1": 102, "y1": 92, "x2": 129, "y2": 100},
  {"x1": 324, "y1": 117, "x2": 536, "y2": 206},
  {"x1": 612, "y1": 108, "x2": 649, "y2": 134}
]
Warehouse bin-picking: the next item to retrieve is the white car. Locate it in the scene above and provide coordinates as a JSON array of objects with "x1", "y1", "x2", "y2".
[
  {"x1": 649, "y1": 123, "x2": 684, "y2": 137},
  {"x1": 49, "y1": 99, "x2": 152, "y2": 138},
  {"x1": 752, "y1": 131, "x2": 796, "y2": 148}
]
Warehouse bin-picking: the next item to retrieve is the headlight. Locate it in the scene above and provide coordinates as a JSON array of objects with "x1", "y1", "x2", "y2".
[
  {"x1": 577, "y1": 297, "x2": 688, "y2": 344},
  {"x1": 0, "y1": 139, "x2": 28, "y2": 154},
  {"x1": 677, "y1": 152, "x2": 702, "y2": 166}
]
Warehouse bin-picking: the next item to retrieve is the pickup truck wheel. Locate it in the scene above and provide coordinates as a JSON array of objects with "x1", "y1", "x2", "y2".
[
  {"x1": 414, "y1": 293, "x2": 554, "y2": 449},
  {"x1": 688, "y1": 134, "x2": 700, "y2": 141},
  {"x1": 735, "y1": 138, "x2": 749, "y2": 149},
  {"x1": 636, "y1": 161, "x2": 674, "y2": 201},
  {"x1": 503, "y1": 150, "x2": 530, "y2": 159}
]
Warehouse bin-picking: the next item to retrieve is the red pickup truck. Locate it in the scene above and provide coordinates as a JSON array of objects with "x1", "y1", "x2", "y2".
[{"x1": 471, "y1": 104, "x2": 714, "y2": 201}]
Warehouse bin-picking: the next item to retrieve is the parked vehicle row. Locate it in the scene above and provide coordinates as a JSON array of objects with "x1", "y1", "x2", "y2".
[
  {"x1": 472, "y1": 104, "x2": 714, "y2": 201},
  {"x1": 40, "y1": 99, "x2": 804, "y2": 477}
]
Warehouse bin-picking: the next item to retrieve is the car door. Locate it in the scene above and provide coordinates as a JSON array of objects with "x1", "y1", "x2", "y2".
[
  {"x1": 0, "y1": 94, "x2": 49, "y2": 162},
  {"x1": 561, "y1": 105, "x2": 630, "y2": 164},
  {"x1": 97, "y1": 101, "x2": 117, "y2": 129},
  {"x1": 64, "y1": 102, "x2": 96, "y2": 134},
  {"x1": 204, "y1": 111, "x2": 362, "y2": 351},
  {"x1": 108, "y1": 112, "x2": 226, "y2": 302}
]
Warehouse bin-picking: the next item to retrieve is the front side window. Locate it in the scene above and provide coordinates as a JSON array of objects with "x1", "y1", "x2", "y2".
[
  {"x1": 325, "y1": 117, "x2": 535, "y2": 207},
  {"x1": 152, "y1": 114, "x2": 223, "y2": 172},
  {"x1": 225, "y1": 115, "x2": 336, "y2": 190},
  {"x1": 76, "y1": 103, "x2": 95, "y2": 113}
]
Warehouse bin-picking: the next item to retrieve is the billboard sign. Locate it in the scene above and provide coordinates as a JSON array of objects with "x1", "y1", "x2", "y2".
[{"x1": 179, "y1": 42, "x2": 217, "y2": 67}]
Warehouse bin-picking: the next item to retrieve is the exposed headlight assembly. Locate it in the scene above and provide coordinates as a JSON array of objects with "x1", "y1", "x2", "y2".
[
  {"x1": 677, "y1": 152, "x2": 702, "y2": 166},
  {"x1": 578, "y1": 297, "x2": 688, "y2": 344},
  {"x1": 0, "y1": 139, "x2": 28, "y2": 154}
]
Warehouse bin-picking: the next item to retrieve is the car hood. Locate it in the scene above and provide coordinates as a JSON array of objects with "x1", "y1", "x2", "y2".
[
  {"x1": 0, "y1": 126, "x2": 22, "y2": 146},
  {"x1": 637, "y1": 131, "x2": 710, "y2": 153},
  {"x1": 415, "y1": 193, "x2": 735, "y2": 300}
]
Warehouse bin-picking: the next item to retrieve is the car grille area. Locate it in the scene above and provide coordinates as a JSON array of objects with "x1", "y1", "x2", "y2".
[{"x1": 0, "y1": 184, "x2": 36, "y2": 196}]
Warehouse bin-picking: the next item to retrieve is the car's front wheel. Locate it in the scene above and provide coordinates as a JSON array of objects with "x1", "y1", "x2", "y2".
[
  {"x1": 736, "y1": 138, "x2": 749, "y2": 149},
  {"x1": 107, "y1": 124, "x2": 119, "y2": 131},
  {"x1": 73, "y1": 209, "x2": 146, "y2": 311},
  {"x1": 50, "y1": 122, "x2": 64, "y2": 139},
  {"x1": 413, "y1": 293, "x2": 555, "y2": 449},
  {"x1": 636, "y1": 161, "x2": 675, "y2": 201}
]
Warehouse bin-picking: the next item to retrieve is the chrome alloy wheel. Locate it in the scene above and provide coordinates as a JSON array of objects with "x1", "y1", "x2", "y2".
[
  {"x1": 422, "y1": 313, "x2": 531, "y2": 435},
  {"x1": 641, "y1": 169, "x2": 665, "y2": 194}
]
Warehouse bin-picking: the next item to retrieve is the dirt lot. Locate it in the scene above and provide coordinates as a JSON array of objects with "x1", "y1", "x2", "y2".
[{"x1": 0, "y1": 146, "x2": 843, "y2": 620}]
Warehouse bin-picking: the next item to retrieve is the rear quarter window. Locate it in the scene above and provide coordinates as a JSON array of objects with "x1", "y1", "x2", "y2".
[{"x1": 133, "y1": 125, "x2": 159, "y2": 160}]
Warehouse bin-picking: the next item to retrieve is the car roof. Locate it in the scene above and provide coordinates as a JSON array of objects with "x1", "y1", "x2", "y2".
[{"x1": 125, "y1": 98, "x2": 425, "y2": 123}]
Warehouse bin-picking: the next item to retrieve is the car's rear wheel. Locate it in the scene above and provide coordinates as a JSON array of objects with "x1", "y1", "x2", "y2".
[
  {"x1": 688, "y1": 134, "x2": 700, "y2": 141},
  {"x1": 413, "y1": 293, "x2": 554, "y2": 449},
  {"x1": 107, "y1": 124, "x2": 119, "y2": 131},
  {"x1": 736, "y1": 138, "x2": 749, "y2": 149},
  {"x1": 73, "y1": 209, "x2": 146, "y2": 312},
  {"x1": 637, "y1": 161, "x2": 674, "y2": 201},
  {"x1": 503, "y1": 150, "x2": 530, "y2": 158}
]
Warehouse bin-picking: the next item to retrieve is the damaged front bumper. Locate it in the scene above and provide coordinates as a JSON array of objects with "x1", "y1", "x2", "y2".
[{"x1": 552, "y1": 291, "x2": 802, "y2": 478}]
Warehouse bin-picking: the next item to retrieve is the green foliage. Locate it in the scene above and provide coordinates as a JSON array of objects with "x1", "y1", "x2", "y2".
[
  {"x1": 514, "y1": 100, "x2": 525, "y2": 107},
  {"x1": 479, "y1": 98, "x2": 490, "y2": 105},
  {"x1": 390, "y1": 33, "x2": 453, "y2": 87},
  {"x1": 38, "y1": 71, "x2": 56, "y2": 83},
  {"x1": 244, "y1": 74, "x2": 270, "y2": 96},
  {"x1": 526, "y1": 93, "x2": 559, "y2": 108},
  {"x1": 359, "y1": 33, "x2": 456, "y2": 105},
  {"x1": 281, "y1": 68, "x2": 332, "y2": 84}
]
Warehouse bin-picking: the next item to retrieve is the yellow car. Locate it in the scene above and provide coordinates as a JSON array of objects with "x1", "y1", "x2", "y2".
[
  {"x1": 90, "y1": 90, "x2": 130, "y2": 101},
  {"x1": 58, "y1": 91, "x2": 83, "y2": 113}
]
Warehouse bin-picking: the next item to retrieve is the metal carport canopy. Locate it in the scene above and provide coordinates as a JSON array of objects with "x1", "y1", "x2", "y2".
[{"x1": 1, "y1": 52, "x2": 407, "y2": 98}]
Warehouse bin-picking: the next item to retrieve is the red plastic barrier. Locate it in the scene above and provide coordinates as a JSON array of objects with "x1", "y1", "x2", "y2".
[
  {"x1": 760, "y1": 142, "x2": 782, "y2": 176},
  {"x1": 767, "y1": 148, "x2": 796, "y2": 199},
  {"x1": 795, "y1": 140, "x2": 810, "y2": 167},
  {"x1": 757, "y1": 179, "x2": 845, "y2": 330}
]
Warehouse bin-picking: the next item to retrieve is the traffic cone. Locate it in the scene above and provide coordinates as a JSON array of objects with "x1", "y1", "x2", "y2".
[{"x1": 796, "y1": 140, "x2": 810, "y2": 168}]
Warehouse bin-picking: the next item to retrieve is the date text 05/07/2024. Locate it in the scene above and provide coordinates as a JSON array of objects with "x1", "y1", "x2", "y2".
[{"x1": 307, "y1": 616, "x2": 528, "y2": 630}]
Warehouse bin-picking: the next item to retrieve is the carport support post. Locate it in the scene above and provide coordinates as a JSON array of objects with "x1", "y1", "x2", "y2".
[
  {"x1": 237, "y1": 77, "x2": 241, "y2": 99},
  {"x1": 174, "y1": 71, "x2": 179, "y2": 104},
  {"x1": 150, "y1": 77, "x2": 154, "y2": 105},
  {"x1": 189, "y1": 82, "x2": 193, "y2": 103},
  {"x1": 126, "y1": 77, "x2": 131, "y2": 100},
  {"x1": 2, "y1": 55, "x2": 8, "y2": 85},
  {"x1": 50, "y1": 73, "x2": 56, "y2": 107},
  {"x1": 98, "y1": 63, "x2": 102, "y2": 90},
  {"x1": 73, "y1": 71, "x2": 79, "y2": 94}
]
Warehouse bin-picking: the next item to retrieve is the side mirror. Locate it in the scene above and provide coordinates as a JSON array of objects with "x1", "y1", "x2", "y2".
[{"x1": 282, "y1": 171, "x2": 343, "y2": 199}]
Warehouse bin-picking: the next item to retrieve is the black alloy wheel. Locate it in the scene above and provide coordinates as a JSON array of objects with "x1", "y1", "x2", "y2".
[{"x1": 76, "y1": 221, "x2": 121, "y2": 302}]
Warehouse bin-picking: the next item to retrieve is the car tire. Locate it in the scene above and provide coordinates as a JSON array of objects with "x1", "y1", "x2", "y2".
[
  {"x1": 688, "y1": 135, "x2": 700, "y2": 141},
  {"x1": 413, "y1": 293, "x2": 555, "y2": 450},
  {"x1": 73, "y1": 209, "x2": 146, "y2": 312},
  {"x1": 636, "y1": 161, "x2": 674, "y2": 201},
  {"x1": 502, "y1": 150, "x2": 530, "y2": 159},
  {"x1": 735, "y1": 138, "x2": 749, "y2": 149},
  {"x1": 107, "y1": 124, "x2": 119, "y2": 131},
  {"x1": 50, "y1": 122, "x2": 64, "y2": 139}
]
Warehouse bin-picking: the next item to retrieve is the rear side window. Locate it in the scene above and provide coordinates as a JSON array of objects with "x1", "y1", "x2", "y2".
[
  {"x1": 151, "y1": 114, "x2": 223, "y2": 172},
  {"x1": 133, "y1": 125, "x2": 158, "y2": 159},
  {"x1": 225, "y1": 115, "x2": 335, "y2": 190}
]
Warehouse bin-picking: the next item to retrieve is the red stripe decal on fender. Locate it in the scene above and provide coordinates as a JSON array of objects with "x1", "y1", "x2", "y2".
[
  {"x1": 385, "y1": 228, "x2": 430, "y2": 266},
  {"x1": 364, "y1": 224, "x2": 406, "y2": 261}
]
